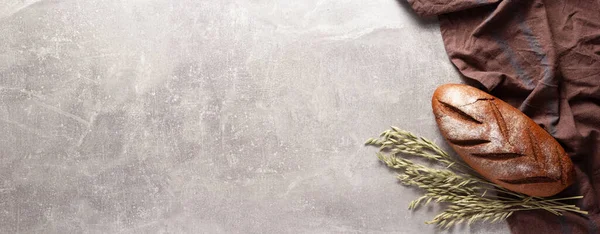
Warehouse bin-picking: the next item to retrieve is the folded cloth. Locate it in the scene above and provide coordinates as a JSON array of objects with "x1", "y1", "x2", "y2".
[{"x1": 404, "y1": 0, "x2": 600, "y2": 233}]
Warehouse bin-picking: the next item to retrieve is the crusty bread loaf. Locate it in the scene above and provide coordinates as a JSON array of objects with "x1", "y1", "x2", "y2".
[{"x1": 432, "y1": 84, "x2": 574, "y2": 197}]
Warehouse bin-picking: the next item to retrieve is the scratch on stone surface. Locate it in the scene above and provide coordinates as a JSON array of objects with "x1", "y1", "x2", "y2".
[
  {"x1": 283, "y1": 167, "x2": 330, "y2": 197},
  {"x1": 0, "y1": 0, "x2": 44, "y2": 20},
  {"x1": 121, "y1": 219, "x2": 163, "y2": 233},
  {"x1": 0, "y1": 188, "x2": 15, "y2": 193},
  {"x1": 0, "y1": 118, "x2": 51, "y2": 138},
  {"x1": 331, "y1": 225, "x2": 391, "y2": 233},
  {"x1": 0, "y1": 87, "x2": 45, "y2": 100},
  {"x1": 75, "y1": 129, "x2": 91, "y2": 148},
  {"x1": 32, "y1": 99, "x2": 91, "y2": 127},
  {"x1": 80, "y1": 53, "x2": 123, "y2": 59},
  {"x1": 302, "y1": 0, "x2": 326, "y2": 20},
  {"x1": 321, "y1": 26, "x2": 403, "y2": 41},
  {"x1": 75, "y1": 112, "x2": 98, "y2": 148}
]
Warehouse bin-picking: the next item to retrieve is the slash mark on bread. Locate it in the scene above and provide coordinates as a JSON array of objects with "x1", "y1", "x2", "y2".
[
  {"x1": 437, "y1": 99, "x2": 483, "y2": 124},
  {"x1": 499, "y1": 176, "x2": 558, "y2": 184},
  {"x1": 470, "y1": 152, "x2": 524, "y2": 160}
]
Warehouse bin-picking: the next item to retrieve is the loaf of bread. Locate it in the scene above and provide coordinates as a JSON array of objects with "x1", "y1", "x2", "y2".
[{"x1": 432, "y1": 84, "x2": 574, "y2": 197}]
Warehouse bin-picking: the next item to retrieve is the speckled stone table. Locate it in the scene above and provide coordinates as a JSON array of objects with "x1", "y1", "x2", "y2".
[{"x1": 0, "y1": 0, "x2": 509, "y2": 233}]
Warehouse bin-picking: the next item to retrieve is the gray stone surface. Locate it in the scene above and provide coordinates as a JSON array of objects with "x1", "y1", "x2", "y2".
[{"x1": 0, "y1": 0, "x2": 510, "y2": 233}]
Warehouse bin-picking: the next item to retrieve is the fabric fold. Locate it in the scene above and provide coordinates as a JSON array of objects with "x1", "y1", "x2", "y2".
[{"x1": 406, "y1": 0, "x2": 499, "y2": 17}]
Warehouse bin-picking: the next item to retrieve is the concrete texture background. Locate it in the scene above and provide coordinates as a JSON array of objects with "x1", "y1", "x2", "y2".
[{"x1": 0, "y1": 0, "x2": 509, "y2": 233}]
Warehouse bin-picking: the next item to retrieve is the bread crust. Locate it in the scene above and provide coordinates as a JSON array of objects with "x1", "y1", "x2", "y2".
[{"x1": 432, "y1": 84, "x2": 574, "y2": 197}]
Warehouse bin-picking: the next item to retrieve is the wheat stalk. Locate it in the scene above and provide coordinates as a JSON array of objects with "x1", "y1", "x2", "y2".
[{"x1": 365, "y1": 126, "x2": 587, "y2": 228}]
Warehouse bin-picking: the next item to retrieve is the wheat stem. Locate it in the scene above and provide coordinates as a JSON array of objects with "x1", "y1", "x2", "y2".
[{"x1": 366, "y1": 127, "x2": 587, "y2": 228}]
